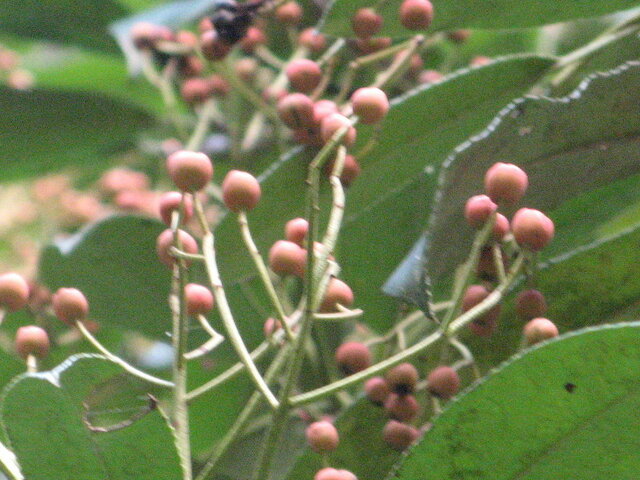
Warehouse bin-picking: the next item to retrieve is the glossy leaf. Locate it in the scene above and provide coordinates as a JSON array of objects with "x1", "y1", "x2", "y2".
[
  {"x1": 391, "y1": 322, "x2": 640, "y2": 480},
  {"x1": 320, "y1": 0, "x2": 640, "y2": 38},
  {"x1": 0, "y1": 354, "x2": 181, "y2": 480}
]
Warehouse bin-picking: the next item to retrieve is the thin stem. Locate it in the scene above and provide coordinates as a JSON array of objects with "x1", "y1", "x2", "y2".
[
  {"x1": 25, "y1": 355, "x2": 37, "y2": 374},
  {"x1": 255, "y1": 45, "x2": 284, "y2": 69},
  {"x1": 186, "y1": 99, "x2": 220, "y2": 151},
  {"x1": 237, "y1": 211, "x2": 295, "y2": 341},
  {"x1": 184, "y1": 314, "x2": 225, "y2": 360},
  {"x1": 373, "y1": 35, "x2": 424, "y2": 90},
  {"x1": 448, "y1": 337, "x2": 481, "y2": 380},
  {"x1": 313, "y1": 308, "x2": 363, "y2": 321},
  {"x1": 194, "y1": 198, "x2": 279, "y2": 409},
  {"x1": 492, "y1": 243, "x2": 506, "y2": 284},
  {"x1": 76, "y1": 320, "x2": 173, "y2": 388},
  {"x1": 317, "y1": 38, "x2": 346, "y2": 68}
]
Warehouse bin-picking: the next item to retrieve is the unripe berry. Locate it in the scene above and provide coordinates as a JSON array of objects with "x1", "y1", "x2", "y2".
[
  {"x1": 335, "y1": 341, "x2": 371, "y2": 374},
  {"x1": 524, "y1": 318, "x2": 558, "y2": 345},
  {"x1": 15, "y1": 326, "x2": 50, "y2": 360},
  {"x1": 276, "y1": 1, "x2": 303, "y2": 26},
  {"x1": 484, "y1": 162, "x2": 528, "y2": 205},
  {"x1": 52, "y1": 287, "x2": 89, "y2": 325},
  {"x1": 511, "y1": 208, "x2": 555, "y2": 251},
  {"x1": 364, "y1": 376, "x2": 390, "y2": 405},
  {"x1": 384, "y1": 393, "x2": 419, "y2": 422},
  {"x1": 298, "y1": 28, "x2": 326, "y2": 53},
  {"x1": 314, "y1": 468, "x2": 357, "y2": 480},
  {"x1": 306, "y1": 420, "x2": 339, "y2": 453},
  {"x1": 156, "y1": 229, "x2": 199, "y2": 268},
  {"x1": 383, "y1": 420, "x2": 419, "y2": 451},
  {"x1": 158, "y1": 191, "x2": 194, "y2": 226},
  {"x1": 320, "y1": 278, "x2": 354, "y2": 312},
  {"x1": 269, "y1": 240, "x2": 306, "y2": 277},
  {"x1": 399, "y1": 0, "x2": 434, "y2": 30},
  {"x1": 427, "y1": 366, "x2": 460, "y2": 399},
  {"x1": 240, "y1": 27, "x2": 266, "y2": 53},
  {"x1": 351, "y1": 8, "x2": 383, "y2": 38},
  {"x1": 462, "y1": 284, "x2": 501, "y2": 326},
  {"x1": 184, "y1": 283, "x2": 214, "y2": 316},
  {"x1": 222, "y1": 170, "x2": 261, "y2": 212},
  {"x1": 351, "y1": 87, "x2": 389, "y2": 125},
  {"x1": 286, "y1": 59, "x2": 322, "y2": 94},
  {"x1": 166, "y1": 150, "x2": 213, "y2": 192},
  {"x1": 277, "y1": 93, "x2": 315, "y2": 129},
  {"x1": 464, "y1": 194, "x2": 497, "y2": 228},
  {"x1": 516, "y1": 289, "x2": 547, "y2": 321},
  {"x1": 385, "y1": 362, "x2": 419, "y2": 395},
  {"x1": 200, "y1": 30, "x2": 232, "y2": 61},
  {"x1": 321, "y1": 113, "x2": 356, "y2": 147},
  {"x1": 0, "y1": 272, "x2": 29, "y2": 312},
  {"x1": 285, "y1": 217, "x2": 309, "y2": 246}
]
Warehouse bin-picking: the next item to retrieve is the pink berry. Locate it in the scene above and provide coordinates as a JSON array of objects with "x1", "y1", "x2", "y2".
[
  {"x1": 275, "y1": 1, "x2": 303, "y2": 26},
  {"x1": 516, "y1": 289, "x2": 547, "y2": 321},
  {"x1": 166, "y1": 150, "x2": 213, "y2": 192},
  {"x1": 385, "y1": 362, "x2": 419, "y2": 395},
  {"x1": 156, "y1": 229, "x2": 199, "y2": 268},
  {"x1": 15, "y1": 326, "x2": 50, "y2": 360},
  {"x1": 184, "y1": 283, "x2": 214, "y2": 316},
  {"x1": 351, "y1": 87, "x2": 389, "y2": 125},
  {"x1": 419, "y1": 69, "x2": 443, "y2": 84},
  {"x1": 0, "y1": 272, "x2": 29, "y2": 312},
  {"x1": 335, "y1": 341, "x2": 371, "y2": 374},
  {"x1": 352, "y1": 8, "x2": 383, "y2": 38},
  {"x1": 320, "y1": 113, "x2": 356, "y2": 147},
  {"x1": 364, "y1": 376, "x2": 390, "y2": 405},
  {"x1": 181, "y1": 77, "x2": 213, "y2": 104},
  {"x1": 285, "y1": 218, "x2": 309, "y2": 246},
  {"x1": 298, "y1": 28, "x2": 326, "y2": 53},
  {"x1": 263, "y1": 317, "x2": 282, "y2": 338},
  {"x1": 52, "y1": 287, "x2": 89, "y2": 325},
  {"x1": 269, "y1": 240, "x2": 306, "y2": 277},
  {"x1": 320, "y1": 278, "x2": 354, "y2": 312},
  {"x1": 493, "y1": 213, "x2": 510, "y2": 241},
  {"x1": 427, "y1": 366, "x2": 460, "y2": 399},
  {"x1": 383, "y1": 420, "x2": 419, "y2": 451},
  {"x1": 305, "y1": 420, "x2": 339, "y2": 453},
  {"x1": 511, "y1": 208, "x2": 555, "y2": 251},
  {"x1": 200, "y1": 30, "x2": 232, "y2": 61},
  {"x1": 277, "y1": 93, "x2": 315, "y2": 129},
  {"x1": 384, "y1": 393, "x2": 419, "y2": 422},
  {"x1": 524, "y1": 318, "x2": 558, "y2": 345},
  {"x1": 462, "y1": 285, "x2": 501, "y2": 326},
  {"x1": 314, "y1": 468, "x2": 357, "y2": 480},
  {"x1": 484, "y1": 162, "x2": 528, "y2": 205},
  {"x1": 464, "y1": 194, "x2": 497, "y2": 228},
  {"x1": 222, "y1": 170, "x2": 261, "y2": 212},
  {"x1": 158, "y1": 192, "x2": 194, "y2": 226},
  {"x1": 399, "y1": 0, "x2": 434, "y2": 30},
  {"x1": 286, "y1": 59, "x2": 322, "y2": 94},
  {"x1": 240, "y1": 27, "x2": 266, "y2": 53},
  {"x1": 313, "y1": 100, "x2": 339, "y2": 125},
  {"x1": 324, "y1": 154, "x2": 361, "y2": 187},
  {"x1": 355, "y1": 37, "x2": 392, "y2": 55}
]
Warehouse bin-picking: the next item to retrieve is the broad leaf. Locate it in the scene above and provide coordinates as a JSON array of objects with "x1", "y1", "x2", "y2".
[
  {"x1": 391, "y1": 322, "x2": 640, "y2": 480},
  {"x1": 320, "y1": 0, "x2": 640, "y2": 38},
  {"x1": 1, "y1": 354, "x2": 181, "y2": 480}
]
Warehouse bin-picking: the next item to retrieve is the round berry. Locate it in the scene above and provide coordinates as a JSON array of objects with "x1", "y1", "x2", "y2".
[
  {"x1": 335, "y1": 341, "x2": 371, "y2": 374},
  {"x1": 427, "y1": 366, "x2": 460, "y2": 399},
  {"x1": 131, "y1": 22, "x2": 173, "y2": 50},
  {"x1": 320, "y1": 113, "x2": 356, "y2": 147},
  {"x1": 0, "y1": 272, "x2": 29, "y2": 312},
  {"x1": 462, "y1": 284, "x2": 501, "y2": 326},
  {"x1": 313, "y1": 100, "x2": 339, "y2": 124},
  {"x1": 493, "y1": 213, "x2": 510, "y2": 241},
  {"x1": 468, "y1": 318, "x2": 498, "y2": 337},
  {"x1": 158, "y1": 191, "x2": 194, "y2": 226},
  {"x1": 269, "y1": 240, "x2": 306, "y2": 277},
  {"x1": 419, "y1": 69, "x2": 443, "y2": 84},
  {"x1": 385, "y1": 363, "x2": 419, "y2": 395},
  {"x1": 352, "y1": 8, "x2": 383, "y2": 38},
  {"x1": 200, "y1": 30, "x2": 232, "y2": 61},
  {"x1": 524, "y1": 318, "x2": 558, "y2": 345},
  {"x1": 383, "y1": 420, "x2": 419, "y2": 451},
  {"x1": 264, "y1": 317, "x2": 282, "y2": 338},
  {"x1": 306, "y1": 420, "x2": 339, "y2": 453},
  {"x1": 447, "y1": 30, "x2": 471, "y2": 43},
  {"x1": 320, "y1": 278, "x2": 354, "y2": 312},
  {"x1": 285, "y1": 218, "x2": 309, "y2": 246},
  {"x1": 52, "y1": 287, "x2": 89, "y2": 325},
  {"x1": 235, "y1": 57, "x2": 258, "y2": 83},
  {"x1": 314, "y1": 468, "x2": 357, "y2": 480},
  {"x1": 511, "y1": 208, "x2": 555, "y2": 252},
  {"x1": 516, "y1": 289, "x2": 547, "y2": 321},
  {"x1": 181, "y1": 77, "x2": 213, "y2": 104},
  {"x1": 324, "y1": 154, "x2": 361, "y2": 187},
  {"x1": 464, "y1": 194, "x2": 497, "y2": 228},
  {"x1": 351, "y1": 87, "x2": 389, "y2": 125},
  {"x1": 298, "y1": 28, "x2": 326, "y2": 53},
  {"x1": 484, "y1": 162, "x2": 528, "y2": 205},
  {"x1": 156, "y1": 229, "x2": 199, "y2": 268},
  {"x1": 275, "y1": 1, "x2": 303, "y2": 26},
  {"x1": 240, "y1": 27, "x2": 266, "y2": 53},
  {"x1": 364, "y1": 376, "x2": 390, "y2": 405},
  {"x1": 384, "y1": 393, "x2": 419, "y2": 422},
  {"x1": 222, "y1": 170, "x2": 261, "y2": 212},
  {"x1": 15, "y1": 326, "x2": 50, "y2": 360},
  {"x1": 277, "y1": 93, "x2": 315, "y2": 129},
  {"x1": 399, "y1": 0, "x2": 434, "y2": 30},
  {"x1": 184, "y1": 283, "x2": 214, "y2": 316},
  {"x1": 166, "y1": 150, "x2": 213, "y2": 192},
  {"x1": 476, "y1": 246, "x2": 508, "y2": 281},
  {"x1": 286, "y1": 59, "x2": 322, "y2": 94},
  {"x1": 355, "y1": 37, "x2": 392, "y2": 54},
  {"x1": 209, "y1": 74, "x2": 231, "y2": 96}
]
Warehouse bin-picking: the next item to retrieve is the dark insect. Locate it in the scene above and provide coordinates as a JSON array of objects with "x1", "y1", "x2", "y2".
[
  {"x1": 211, "y1": 0, "x2": 269, "y2": 45},
  {"x1": 564, "y1": 382, "x2": 576, "y2": 393}
]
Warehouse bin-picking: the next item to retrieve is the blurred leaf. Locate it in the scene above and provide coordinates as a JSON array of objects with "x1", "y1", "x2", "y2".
[
  {"x1": 1, "y1": 354, "x2": 181, "y2": 480},
  {"x1": 0, "y1": 0, "x2": 127, "y2": 53},
  {"x1": 321, "y1": 0, "x2": 640, "y2": 38},
  {"x1": 0, "y1": 87, "x2": 153, "y2": 181},
  {"x1": 391, "y1": 322, "x2": 640, "y2": 480},
  {"x1": 389, "y1": 61, "x2": 640, "y2": 300},
  {"x1": 38, "y1": 215, "x2": 171, "y2": 338}
]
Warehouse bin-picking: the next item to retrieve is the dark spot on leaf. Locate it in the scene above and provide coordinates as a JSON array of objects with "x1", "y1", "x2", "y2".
[{"x1": 564, "y1": 382, "x2": 576, "y2": 393}]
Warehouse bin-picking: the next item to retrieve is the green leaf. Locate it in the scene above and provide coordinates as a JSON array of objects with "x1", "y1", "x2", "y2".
[
  {"x1": 38, "y1": 215, "x2": 171, "y2": 339},
  {"x1": 0, "y1": 87, "x2": 153, "y2": 181},
  {"x1": 391, "y1": 322, "x2": 640, "y2": 480},
  {"x1": 320, "y1": 0, "x2": 640, "y2": 38},
  {"x1": 390, "y1": 61, "x2": 640, "y2": 299},
  {"x1": 0, "y1": 0, "x2": 127, "y2": 52},
  {"x1": 1, "y1": 354, "x2": 182, "y2": 480}
]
